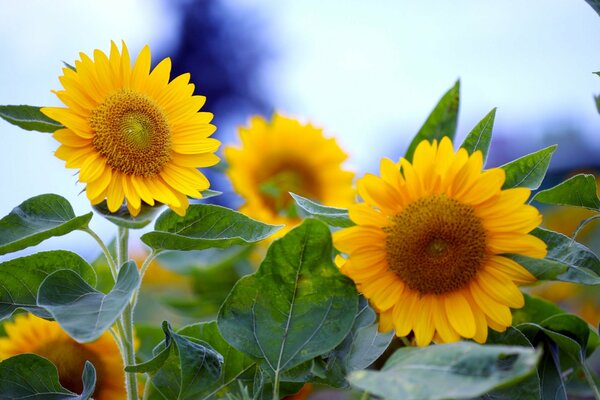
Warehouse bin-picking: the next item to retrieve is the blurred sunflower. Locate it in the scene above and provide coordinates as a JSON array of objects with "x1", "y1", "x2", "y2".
[
  {"x1": 42, "y1": 41, "x2": 220, "y2": 216},
  {"x1": 225, "y1": 113, "x2": 354, "y2": 236},
  {"x1": 0, "y1": 314, "x2": 125, "y2": 399},
  {"x1": 334, "y1": 137, "x2": 546, "y2": 346}
]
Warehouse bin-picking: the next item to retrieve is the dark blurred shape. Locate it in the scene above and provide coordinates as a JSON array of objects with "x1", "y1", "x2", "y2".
[{"x1": 165, "y1": 0, "x2": 275, "y2": 205}]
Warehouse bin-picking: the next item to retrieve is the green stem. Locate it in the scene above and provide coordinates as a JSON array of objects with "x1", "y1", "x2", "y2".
[
  {"x1": 116, "y1": 227, "x2": 139, "y2": 400},
  {"x1": 130, "y1": 250, "x2": 160, "y2": 311},
  {"x1": 582, "y1": 361, "x2": 600, "y2": 400},
  {"x1": 82, "y1": 227, "x2": 118, "y2": 281},
  {"x1": 272, "y1": 371, "x2": 280, "y2": 400},
  {"x1": 359, "y1": 390, "x2": 370, "y2": 400}
]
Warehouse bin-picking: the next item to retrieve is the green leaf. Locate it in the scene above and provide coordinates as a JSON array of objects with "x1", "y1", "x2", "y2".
[
  {"x1": 37, "y1": 261, "x2": 140, "y2": 342},
  {"x1": 93, "y1": 201, "x2": 165, "y2": 229},
  {"x1": 461, "y1": 108, "x2": 496, "y2": 164},
  {"x1": 141, "y1": 204, "x2": 282, "y2": 252},
  {"x1": 348, "y1": 342, "x2": 540, "y2": 400},
  {"x1": 483, "y1": 327, "x2": 540, "y2": 400},
  {"x1": 508, "y1": 228, "x2": 600, "y2": 284},
  {"x1": 129, "y1": 321, "x2": 223, "y2": 400},
  {"x1": 290, "y1": 192, "x2": 354, "y2": 228},
  {"x1": 315, "y1": 297, "x2": 394, "y2": 388},
  {"x1": 595, "y1": 94, "x2": 600, "y2": 114},
  {"x1": 218, "y1": 219, "x2": 358, "y2": 379},
  {"x1": 0, "y1": 105, "x2": 63, "y2": 133},
  {"x1": 512, "y1": 294, "x2": 569, "y2": 326},
  {"x1": 0, "y1": 250, "x2": 96, "y2": 321},
  {"x1": 585, "y1": 0, "x2": 600, "y2": 17},
  {"x1": 405, "y1": 80, "x2": 460, "y2": 162},
  {"x1": 177, "y1": 321, "x2": 258, "y2": 399},
  {"x1": 533, "y1": 174, "x2": 600, "y2": 211},
  {"x1": 501, "y1": 145, "x2": 557, "y2": 190},
  {"x1": 0, "y1": 194, "x2": 92, "y2": 255},
  {"x1": 0, "y1": 354, "x2": 96, "y2": 399}
]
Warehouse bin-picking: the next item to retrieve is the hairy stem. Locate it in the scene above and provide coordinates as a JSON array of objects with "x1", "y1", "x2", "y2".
[{"x1": 81, "y1": 227, "x2": 118, "y2": 281}]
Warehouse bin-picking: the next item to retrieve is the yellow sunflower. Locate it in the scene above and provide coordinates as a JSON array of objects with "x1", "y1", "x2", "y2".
[
  {"x1": 333, "y1": 137, "x2": 547, "y2": 346},
  {"x1": 0, "y1": 314, "x2": 125, "y2": 399},
  {"x1": 225, "y1": 113, "x2": 354, "y2": 236},
  {"x1": 41, "y1": 41, "x2": 220, "y2": 216}
]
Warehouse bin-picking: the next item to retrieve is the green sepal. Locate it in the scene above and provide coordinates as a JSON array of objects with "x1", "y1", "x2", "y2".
[
  {"x1": 501, "y1": 145, "x2": 557, "y2": 190},
  {"x1": 533, "y1": 174, "x2": 600, "y2": 211},
  {"x1": 460, "y1": 107, "x2": 496, "y2": 164}
]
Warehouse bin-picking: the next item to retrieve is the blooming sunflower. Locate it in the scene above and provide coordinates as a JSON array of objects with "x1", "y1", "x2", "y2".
[
  {"x1": 225, "y1": 113, "x2": 354, "y2": 236},
  {"x1": 333, "y1": 137, "x2": 547, "y2": 346},
  {"x1": 41, "y1": 41, "x2": 220, "y2": 216},
  {"x1": 0, "y1": 314, "x2": 125, "y2": 399}
]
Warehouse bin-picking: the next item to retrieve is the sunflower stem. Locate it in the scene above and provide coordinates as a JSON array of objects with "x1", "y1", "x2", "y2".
[
  {"x1": 82, "y1": 226, "x2": 118, "y2": 281},
  {"x1": 272, "y1": 372, "x2": 280, "y2": 400},
  {"x1": 582, "y1": 360, "x2": 600, "y2": 400},
  {"x1": 359, "y1": 390, "x2": 370, "y2": 400},
  {"x1": 116, "y1": 227, "x2": 139, "y2": 400}
]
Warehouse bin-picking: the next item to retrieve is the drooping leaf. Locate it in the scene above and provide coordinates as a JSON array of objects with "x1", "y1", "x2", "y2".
[
  {"x1": 177, "y1": 321, "x2": 257, "y2": 399},
  {"x1": 532, "y1": 174, "x2": 600, "y2": 211},
  {"x1": 508, "y1": 228, "x2": 600, "y2": 285},
  {"x1": 460, "y1": 108, "x2": 496, "y2": 164},
  {"x1": 501, "y1": 145, "x2": 557, "y2": 190},
  {"x1": 0, "y1": 354, "x2": 96, "y2": 399},
  {"x1": 0, "y1": 250, "x2": 96, "y2": 321},
  {"x1": 290, "y1": 193, "x2": 354, "y2": 228},
  {"x1": 315, "y1": 297, "x2": 394, "y2": 388},
  {"x1": 37, "y1": 261, "x2": 140, "y2": 342},
  {"x1": 0, "y1": 194, "x2": 92, "y2": 255},
  {"x1": 348, "y1": 342, "x2": 539, "y2": 400},
  {"x1": 128, "y1": 321, "x2": 223, "y2": 400},
  {"x1": 404, "y1": 80, "x2": 460, "y2": 162},
  {"x1": 141, "y1": 204, "x2": 281, "y2": 252},
  {"x1": 0, "y1": 105, "x2": 63, "y2": 132},
  {"x1": 218, "y1": 219, "x2": 358, "y2": 380}
]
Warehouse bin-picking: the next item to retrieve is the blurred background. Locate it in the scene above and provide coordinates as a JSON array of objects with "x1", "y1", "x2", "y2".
[{"x1": 1, "y1": 2, "x2": 600, "y2": 397}]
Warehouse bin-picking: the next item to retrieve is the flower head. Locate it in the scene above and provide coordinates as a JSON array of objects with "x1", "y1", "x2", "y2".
[
  {"x1": 0, "y1": 314, "x2": 125, "y2": 399},
  {"x1": 225, "y1": 113, "x2": 354, "y2": 236},
  {"x1": 42, "y1": 41, "x2": 220, "y2": 216},
  {"x1": 334, "y1": 137, "x2": 546, "y2": 346}
]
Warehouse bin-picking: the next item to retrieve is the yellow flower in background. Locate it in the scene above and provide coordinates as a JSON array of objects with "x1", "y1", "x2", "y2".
[
  {"x1": 334, "y1": 137, "x2": 547, "y2": 346},
  {"x1": 225, "y1": 113, "x2": 354, "y2": 236},
  {"x1": 0, "y1": 314, "x2": 125, "y2": 399},
  {"x1": 42, "y1": 41, "x2": 220, "y2": 216},
  {"x1": 531, "y1": 282, "x2": 600, "y2": 326}
]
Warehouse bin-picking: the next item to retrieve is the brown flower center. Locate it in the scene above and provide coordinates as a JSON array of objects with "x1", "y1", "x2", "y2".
[
  {"x1": 35, "y1": 339, "x2": 105, "y2": 395},
  {"x1": 384, "y1": 194, "x2": 487, "y2": 294},
  {"x1": 90, "y1": 89, "x2": 171, "y2": 176}
]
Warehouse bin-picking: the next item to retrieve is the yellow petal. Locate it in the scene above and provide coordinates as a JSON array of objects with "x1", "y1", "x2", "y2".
[{"x1": 444, "y1": 291, "x2": 476, "y2": 338}]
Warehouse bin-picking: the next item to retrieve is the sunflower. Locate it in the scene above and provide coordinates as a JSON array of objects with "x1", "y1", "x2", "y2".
[
  {"x1": 225, "y1": 113, "x2": 354, "y2": 236},
  {"x1": 333, "y1": 137, "x2": 546, "y2": 346},
  {"x1": 0, "y1": 314, "x2": 125, "y2": 399},
  {"x1": 41, "y1": 41, "x2": 220, "y2": 216}
]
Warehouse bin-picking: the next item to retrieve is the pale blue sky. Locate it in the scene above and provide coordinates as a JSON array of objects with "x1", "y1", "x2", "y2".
[{"x1": 0, "y1": 0, "x2": 599, "y2": 259}]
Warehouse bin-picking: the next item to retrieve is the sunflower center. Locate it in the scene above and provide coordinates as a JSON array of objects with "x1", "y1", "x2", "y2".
[
  {"x1": 90, "y1": 89, "x2": 171, "y2": 177},
  {"x1": 384, "y1": 194, "x2": 487, "y2": 295},
  {"x1": 260, "y1": 163, "x2": 319, "y2": 216},
  {"x1": 34, "y1": 339, "x2": 105, "y2": 394}
]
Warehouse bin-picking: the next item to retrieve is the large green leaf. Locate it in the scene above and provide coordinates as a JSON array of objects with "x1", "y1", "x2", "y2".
[
  {"x1": 0, "y1": 105, "x2": 63, "y2": 132},
  {"x1": 290, "y1": 193, "x2": 354, "y2": 228},
  {"x1": 178, "y1": 321, "x2": 257, "y2": 399},
  {"x1": 348, "y1": 342, "x2": 539, "y2": 400},
  {"x1": 0, "y1": 354, "x2": 96, "y2": 399},
  {"x1": 404, "y1": 80, "x2": 460, "y2": 162},
  {"x1": 217, "y1": 219, "x2": 358, "y2": 380},
  {"x1": 0, "y1": 250, "x2": 96, "y2": 321},
  {"x1": 315, "y1": 297, "x2": 393, "y2": 388},
  {"x1": 508, "y1": 228, "x2": 600, "y2": 284},
  {"x1": 460, "y1": 108, "x2": 496, "y2": 164},
  {"x1": 501, "y1": 145, "x2": 557, "y2": 190},
  {"x1": 141, "y1": 204, "x2": 281, "y2": 251},
  {"x1": 128, "y1": 321, "x2": 223, "y2": 400},
  {"x1": 37, "y1": 261, "x2": 140, "y2": 342},
  {"x1": 0, "y1": 194, "x2": 92, "y2": 255},
  {"x1": 532, "y1": 174, "x2": 600, "y2": 211}
]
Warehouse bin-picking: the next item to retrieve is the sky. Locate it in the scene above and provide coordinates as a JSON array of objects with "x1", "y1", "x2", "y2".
[{"x1": 0, "y1": 0, "x2": 599, "y2": 259}]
